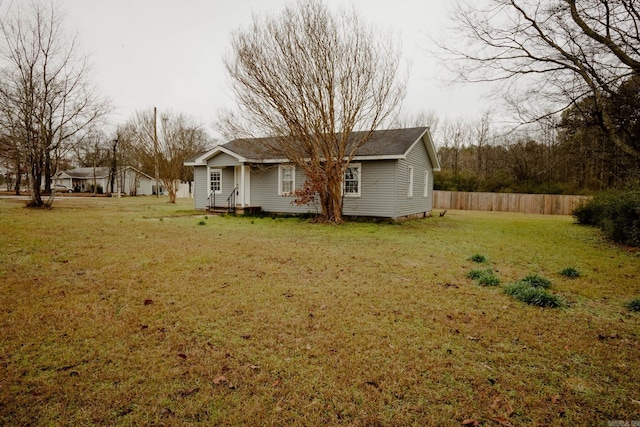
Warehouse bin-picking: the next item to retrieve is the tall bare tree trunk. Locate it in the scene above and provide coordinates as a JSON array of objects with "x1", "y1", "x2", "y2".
[
  {"x1": 222, "y1": 0, "x2": 404, "y2": 223},
  {"x1": 27, "y1": 136, "x2": 43, "y2": 207},
  {"x1": 13, "y1": 157, "x2": 22, "y2": 195}
]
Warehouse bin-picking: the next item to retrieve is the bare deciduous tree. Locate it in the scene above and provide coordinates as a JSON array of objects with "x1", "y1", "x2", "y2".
[
  {"x1": 122, "y1": 109, "x2": 210, "y2": 203},
  {"x1": 438, "y1": 0, "x2": 640, "y2": 160},
  {"x1": 473, "y1": 111, "x2": 493, "y2": 177},
  {"x1": 393, "y1": 110, "x2": 440, "y2": 139},
  {"x1": 0, "y1": 102, "x2": 25, "y2": 194},
  {"x1": 0, "y1": 0, "x2": 110, "y2": 207},
  {"x1": 220, "y1": 0, "x2": 405, "y2": 223},
  {"x1": 439, "y1": 119, "x2": 472, "y2": 175},
  {"x1": 70, "y1": 130, "x2": 109, "y2": 167}
]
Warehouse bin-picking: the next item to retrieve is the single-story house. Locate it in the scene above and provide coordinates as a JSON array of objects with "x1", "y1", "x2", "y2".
[
  {"x1": 185, "y1": 127, "x2": 441, "y2": 220},
  {"x1": 54, "y1": 166, "x2": 156, "y2": 195}
]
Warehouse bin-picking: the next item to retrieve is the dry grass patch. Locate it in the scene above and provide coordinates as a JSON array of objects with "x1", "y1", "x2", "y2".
[{"x1": 1, "y1": 198, "x2": 639, "y2": 425}]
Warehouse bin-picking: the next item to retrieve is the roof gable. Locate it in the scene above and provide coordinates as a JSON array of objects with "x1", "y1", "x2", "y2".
[{"x1": 184, "y1": 144, "x2": 254, "y2": 166}]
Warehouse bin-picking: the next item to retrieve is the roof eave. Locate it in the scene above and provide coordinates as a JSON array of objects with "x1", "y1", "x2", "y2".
[
  {"x1": 421, "y1": 128, "x2": 442, "y2": 171},
  {"x1": 190, "y1": 154, "x2": 407, "y2": 164},
  {"x1": 119, "y1": 166, "x2": 155, "y2": 180},
  {"x1": 251, "y1": 155, "x2": 405, "y2": 163},
  {"x1": 352, "y1": 154, "x2": 405, "y2": 161}
]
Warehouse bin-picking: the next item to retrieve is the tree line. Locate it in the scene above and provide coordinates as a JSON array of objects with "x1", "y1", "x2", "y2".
[
  {"x1": 434, "y1": 0, "x2": 639, "y2": 195},
  {"x1": 427, "y1": 74, "x2": 639, "y2": 195}
]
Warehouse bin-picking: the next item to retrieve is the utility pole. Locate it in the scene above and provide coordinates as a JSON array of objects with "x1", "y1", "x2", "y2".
[
  {"x1": 110, "y1": 137, "x2": 119, "y2": 196},
  {"x1": 154, "y1": 106, "x2": 159, "y2": 198},
  {"x1": 93, "y1": 141, "x2": 98, "y2": 196}
]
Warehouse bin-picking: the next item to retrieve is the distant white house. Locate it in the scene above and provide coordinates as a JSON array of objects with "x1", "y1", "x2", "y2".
[{"x1": 54, "y1": 166, "x2": 156, "y2": 195}]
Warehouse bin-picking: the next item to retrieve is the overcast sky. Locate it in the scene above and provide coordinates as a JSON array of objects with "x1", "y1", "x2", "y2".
[{"x1": 52, "y1": 0, "x2": 486, "y2": 138}]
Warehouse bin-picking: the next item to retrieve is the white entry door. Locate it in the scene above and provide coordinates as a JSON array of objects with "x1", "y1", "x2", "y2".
[{"x1": 234, "y1": 165, "x2": 250, "y2": 207}]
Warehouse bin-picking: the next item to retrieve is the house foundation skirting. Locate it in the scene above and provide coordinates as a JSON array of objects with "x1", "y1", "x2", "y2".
[
  {"x1": 235, "y1": 206, "x2": 262, "y2": 215},
  {"x1": 200, "y1": 207, "x2": 432, "y2": 222}
]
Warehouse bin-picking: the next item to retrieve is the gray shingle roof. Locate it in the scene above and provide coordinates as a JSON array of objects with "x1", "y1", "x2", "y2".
[
  {"x1": 60, "y1": 167, "x2": 111, "y2": 179},
  {"x1": 353, "y1": 127, "x2": 428, "y2": 157},
  {"x1": 221, "y1": 127, "x2": 429, "y2": 160},
  {"x1": 185, "y1": 126, "x2": 440, "y2": 171},
  {"x1": 57, "y1": 166, "x2": 154, "y2": 180}
]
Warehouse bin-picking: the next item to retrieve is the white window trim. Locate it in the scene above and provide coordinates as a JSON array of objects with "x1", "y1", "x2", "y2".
[
  {"x1": 423, "y1": 170, "x2": 429, "y2": 197},
  {"x1": 209, "y1": 168, "x2": 222, "y2": 194},
  {"x1": 278, "y1": 165, "x2": 296, "y2": 196},
  {"x1": 408, "y1": 166, "x2": 414, "y2": 198},
  {"x1": 344, "y1": 163, "x2": 361, "y2": 198}
]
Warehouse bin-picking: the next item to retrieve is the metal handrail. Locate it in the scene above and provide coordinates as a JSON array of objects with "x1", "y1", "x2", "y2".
[
  {"x1": 227, "y1": 186, "x2": 238, "y2": 213},
  {"x1": 207, "y1": 186, "x2": 238, "y2": 213},
  {"x1": 207, "y1": 190, "x2": 216, "y2": 209}
]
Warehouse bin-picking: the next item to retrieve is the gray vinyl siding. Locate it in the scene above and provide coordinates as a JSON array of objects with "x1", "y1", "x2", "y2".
[
  {"x1": 424, "y1": 155, "x2": 434, "y2": 211},
  {"x1": 394, "y1": 139, "x2": 433, "y2": 217},
  {"x1": 342, "y1": 160, "x2": 397, "y2": 218},
  {"x1": 194, "y1": 166, "x2": 208, "y2": 209},
  {"x1": 193, "y1": 164, "x2": 235, "y2": 209},
  {"x1": 248, "y1": 161, "x2": 398, "y2": 217},
  {"x1": 249, "y1": 165, "x2": 319, "y2": 214},
  {"x1": 207, "y1": 153, "x2": 241, "y2": 167}
]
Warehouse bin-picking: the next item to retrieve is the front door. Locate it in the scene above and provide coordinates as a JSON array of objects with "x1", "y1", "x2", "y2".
[{"x1": 233, "y1": 165, "x2": 250, "y2": 207}]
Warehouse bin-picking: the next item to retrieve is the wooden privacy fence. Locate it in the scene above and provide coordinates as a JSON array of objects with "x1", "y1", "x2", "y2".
[{"x1": 433, "y1": 191, "x2": 591, "y2": 215}]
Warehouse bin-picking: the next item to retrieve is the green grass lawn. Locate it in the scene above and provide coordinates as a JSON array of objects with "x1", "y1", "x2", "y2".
[{"x1": 1, "y1": 196, "x2": 638, "y2": 426}]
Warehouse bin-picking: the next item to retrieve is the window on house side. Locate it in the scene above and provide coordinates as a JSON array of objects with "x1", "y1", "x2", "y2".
[
  {"x1": 423, "y1": 170, "x2": 429, "y2": 197},
  {"x1": 210, "y1": 169, "x2": 222, "y2": 194},
  {"x1": 408, "y1": 166, "x2": 414, "y2": 197},
  {"x1": 344, "y1": 164, "x2": 361, "y2": 197},
  {"x1": 279, "y1": 165, "x2": 295, "y2": 195}
]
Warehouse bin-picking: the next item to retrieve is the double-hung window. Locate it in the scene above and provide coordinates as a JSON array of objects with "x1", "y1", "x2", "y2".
[
  {"x1": 210, "y1": 169, "x2": 222, "y2": 194},
  {"x1": 344, "y1": 163, "x2": 361, "y2": 197},
  {"x1": 279, "y1": 165, "x2": 295, "y2": 195},
  {"x1": 423, "y1": 170, "x2": 429, "y2": 197},
  {"x1": 407, "y1": 166, "x2": 414, "y2": 197}
]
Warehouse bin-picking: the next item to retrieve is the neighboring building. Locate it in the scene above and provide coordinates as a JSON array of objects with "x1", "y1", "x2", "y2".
[
  {"x1": 175, "y1": 181, "x2": 194, "y2": 198},
  {"x1": 54, "y1": 166, "x2": 156, "y2": 195},
  {"x1": 185, "y1": 127, "x2": 441, "y2": 220}
]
